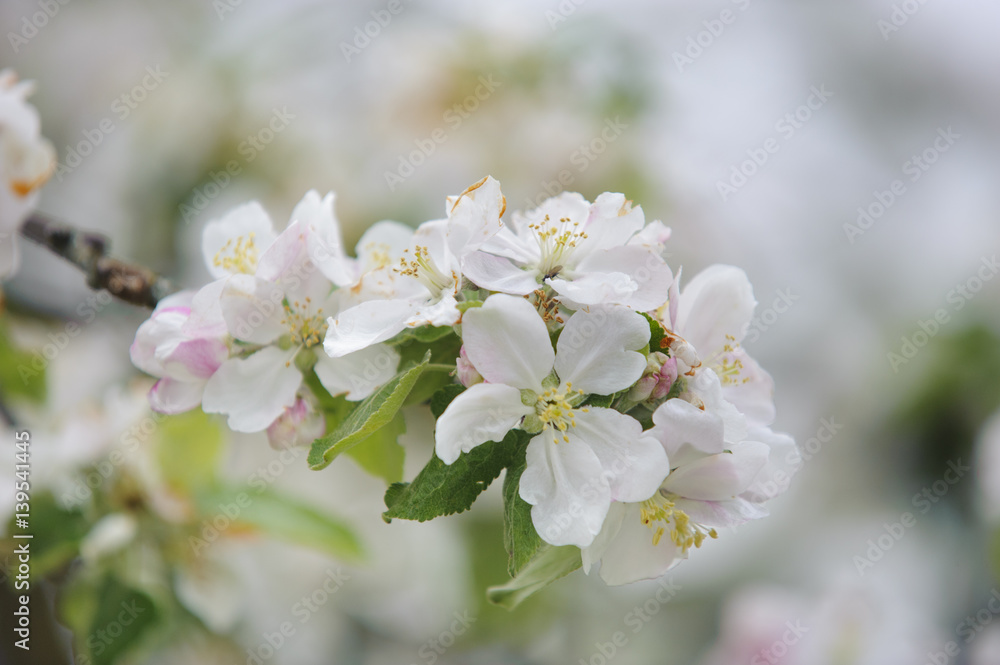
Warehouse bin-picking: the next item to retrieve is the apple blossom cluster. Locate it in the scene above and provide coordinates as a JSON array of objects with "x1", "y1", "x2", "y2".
[
  {"x1": 0, "y1": 69, "x2": 56, "y2": 277},
  {"x1": 130, "y1": 175, "x2": 798, "y2": 596}
]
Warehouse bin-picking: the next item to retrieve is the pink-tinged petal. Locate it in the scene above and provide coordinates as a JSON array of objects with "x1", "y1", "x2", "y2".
[
  {"x1": 201, "y1": 201, "x2": 276, "y2": 279},
  {"x1": 554, "y1": 305, "x2": 648, "y2": 395},
  {"x1": 572, "y1": 245, "x2": 674, "y2": 311},
  {"x1": 581, "y1": 193, "x2": 645, "y2": 253},
  {"x1": 148, "y1": 378, "x2": 206, "y2": 414},
  {"x1": 628, "y1": 220, "x2": 672, "y2": 249},
  {"x1": 313, "y1": 343, "x2": 400, "y2": 401},
  {"x1": 722, "y1": 349, "x2": 776, "y2": 428},
  {"x1": 461, "y1": 294, "x2": 554, "y2": 391},
  {"x1": 219, "y1": 274, "x2": 286, "y2": 344},
  {"x1": 594, "y1": 503, "x2": 683, "y2": 586},
  {"x1": 159, "y1": 337, "x2": 229, "y2": 381},
  {"x1": 675, "y1": 264, "x2": 756, "y2": 354},
  {"x1": 201, "y1": 347, "x2": 302, "y2": 433},
  {"x1": 651, "y1": 398, "x2": 726, "y2": 465},
  {"x1": 519, "y1": 433, "x2": 610, "y2": 548},
  {"x1": 573, "y1": 408, "x2": 669, "y2": 503},
  {"x1": 323, "y1": 298, "x2": 415, "y2": 357},
  {"x1": 664, "y1": 441, "x2": 770, "y2": 501},
  {"x1": 130, "y1": 297, "x2": 194, "y2": 376},
  {"x1": 435, "y1": 383, "x2": 531, "y2": 464},
  {"x1": 672, "y1": 496, "x2": 769, "y2": 529},
  {"x1": 257, "y1": 221, "x2": 333, "y2": 309},
  {"x1": 266, "y1": 397, "x2": 326, "y2": 450},
  {"x1": 182, "y1": 279, "x2": 228, "y2": 338},
  {"x1": 461, "y1": 251, "x2": 539, "y2": 295}
]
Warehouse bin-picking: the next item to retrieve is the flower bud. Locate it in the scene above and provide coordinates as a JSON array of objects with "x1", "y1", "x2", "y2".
[
  {"x1": 266, "y1": 397, "x2": 325, "y2": 450},
  {"x1": 629, "y1": 352, "x2": 678, "y2": 402},
  {"x1": 456, "y1": 346, "x2": 483, "y2": 387}
]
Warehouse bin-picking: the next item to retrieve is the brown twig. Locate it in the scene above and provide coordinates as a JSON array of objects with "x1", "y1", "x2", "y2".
[{"x1": 19, "y1": 213, "x2": 176, "y2": 309}]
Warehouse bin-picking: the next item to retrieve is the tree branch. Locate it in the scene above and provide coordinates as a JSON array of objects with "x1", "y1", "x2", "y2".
[{"x1": 19, "y1": 213, "x2": 176, "y2": 309}]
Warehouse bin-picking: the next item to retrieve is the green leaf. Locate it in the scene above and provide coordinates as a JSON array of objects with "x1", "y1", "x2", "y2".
[
  {"x1": 308, "y1": 352, "x2": 431, "y2": 470},
  {"x1": 344, "y1": 413, "x2": 406, "y2": 484},
  {"x1": 502, "y1": 440, "x2": 543, "y2": 576},
  {"x1": 197, "y1": 486, "x2": 364, "y2": 561},
  {"x1": 0, "y1": 320, "x2": 46, "y2": 403},
  {"x1": 156, "y1": 409, "x2": 224, "y2": 493},
  {"x1": 430, "y1": 383, "x2": 466, "y2": 418},
  {"x1": 486, "y1": 544, "x2": 582, "y2": 610},
  {"x1": 642, "y1": 312, "x2": 667, "y2": 353},
  {"x1": 383, "y1": 430, "x2": 525, "y2": 523},
  {"x1": 85, "y1": 576, "x2": 158, "y2": 665}
]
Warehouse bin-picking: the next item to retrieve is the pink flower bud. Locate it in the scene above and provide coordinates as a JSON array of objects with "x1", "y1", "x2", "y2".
[
  {"x1": 456, "y1": 346, "x2": 483, "y2": 387},
  {"x1": 266, "y1": 397, "x2": 325, "y2": 450}
]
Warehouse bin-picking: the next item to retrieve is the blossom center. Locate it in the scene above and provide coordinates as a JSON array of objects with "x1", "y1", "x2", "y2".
[
  {"x1": 640, "y1": 491, "x2": 718, "y2": 552},
  {"x1": 396, "y1": 245, "x2": 456, "y2": 297},
  {"x1": 535, "y1": 383, "x2": 586, "y2": 443},
  {"x1": 213, "y1": 233, "x2": 260, "y2": 274},
  {"x1": 529, "y1": 214, "x2": 587, "y2": 278},
  {"x1": 712, "y1": 335, "x2": 750, "y2": 387},
  {"x1": 281, "y1": 297, "x2": 327, "y2": 348}
]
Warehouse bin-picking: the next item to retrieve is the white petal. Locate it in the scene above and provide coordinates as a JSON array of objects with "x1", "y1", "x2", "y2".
[
  {"x1": 219, "y1": 274, "x2": 287, "y2": 344},
  {"x1": 314, "y1": 343, "x2": 400, "y2": 401},
  {"x1": 323, "y1": 298, "x2": 415, "y2": 357},
  {"x1": 581, "y1": 501, "x2": 626, "y2": 574},
  {"x1": 596, "y1": 503, "x2": 683, "y2": 586},
  {"x1": 721, "y1": 349, "x2": 776, "y2": 428},
  {"x1": 461, "y1": 294, "x2": 554, "y2": 391},
  {"x1": 573, "y1": 408, "x2": 669, "y2": 503},
  {"x1": 292, "y1": 190, "x2": 356, "y2": 288},
  {"x1": 554, "y1": 305, "x2": 648, "y2": 395},
  {"x1": 148, "y1": 378, "x2": 206, "y2": 414},
  {"x1": 461, "y1": 251, "x2": 539, "y2": 295},
  {"x1": 201, "y1": 201, "x2": 276, "y2": 279},
  {"x1": 572, "y1": 245, "x2": 673, "y2": 311},
  {"x1": 354, "y1": 220, "x2": 414, "y2": 273},
  {"x1": 675, "y1": 264, "x2": 756, "y2": 354},
  {"x1": 743, "y1": 427, "x2": 801, "y2": 503},
  {"x1": 547, "y1": 272, "x2": 637, "y2": 308},
  {"x1": 651, "y1": 398, "x2": 726, "y2": 466},
  {"x1": 202, "y1": 347, "x2": 302, "y2": 432},
  {"x1": 258, "y1": 220, "x2": 333, "y2": 306},
  {"x1": 664, "y1": 441, "x2": 770, "y2": 501},
  {"x1": 435, "y1": 383, "x2": 531, "y2": 463},
  {"x1": 443, "y1": 175, "x2": 505, "y2": 253},
  {"x1": 688, "y1": 368, "x2": 748, "y2": 445},
  {"x1": 672, "y1": 496, "x2": 768, "y2": 528},
  {"x1": 581, "y1": 193, "x2": 645, "y2": 252},
  {"x1": 409, "y1": 293, "x2": 461, "y2": 328},
  {"x1": 182, "y1": 278, "x2": 228, "y2": 338},
  {"x1": 519, "y1": 433, "x2": 610, "y2": 548}
]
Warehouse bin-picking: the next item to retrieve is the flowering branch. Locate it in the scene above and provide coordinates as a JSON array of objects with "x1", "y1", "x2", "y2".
[{"x1": 19, "y1": 213, "x2": 176, "y2": 309}]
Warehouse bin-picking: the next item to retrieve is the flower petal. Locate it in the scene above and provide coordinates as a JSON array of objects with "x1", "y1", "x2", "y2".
[
  {"x1": 461, "y1": 251, "x2": 539, "y2": 295},
  {"x1": 159, "y1": 337, "x2": 228, "y2": 382},
  {"x1": 595, "y1": 503, "x2": 683, "y2": 586},
  {"x1": 434, "y1": 383, "x2": 531, "y2": 464},
  {"x1": 581, "y1": 193, "x2": 645, "y2": 252},
  {"x1": 314, "y1": 343, "x2": 400, "y2": 401},
  {"x1": 743, "y1": 427, "x2": 801, "y2": 503},
  {"x1": 547, "y1": 272, "x2": 638, "y2": 308},
  {"x1": 148, "y1": 378, "x2": 206, "y2": 414},
  {"x1": 672, "y1": 496, "x2": 769, "y2": 528},
  {"x1": 293, "y1": 190, "x2": 357, "y2": 288},
  {"x1": 519, "y1": 433, "x2": 609, "y2": 548},
  {"x1": 443, "y1": 175, "x2": 505, "y2": 253},
  {"x1": 354, "y1": 220, "x2": 414, "y2": 273},
  {"x1": 572, "y1": 245, "x2": 673, "y2": 311},
  {"x1": 201, "y1": 201, "x2": 276, "y2": 279},
  {"x1": 573, "y1": 408, "x2": 669, "y2": 503},
  {"x1": 664, "y1": 441, "x2": 769, "y2": 501},
  {"x1": 323, "y1": 297, "x2": 415, "y2": 357},
  {"x1": 721, "y1": 349, "x2": 776, "y2": 428},
  {"x1": 675, "y1": 264, "x2": 756, "y2": 354},
  {"x1": 219, "y1": 274, "x2": 287, "y2": 344},
  {"x1": 461, "y1": 294, "x2": 554, "y2": 391},
  {"x1": 554, "y1": 305, "x2": 648, "y2": 395},
  {"x1": 201, "y1": 347, "x2": 302, "y2": 432},
  {"x1": 651, "y1": 398, "x2": 726, "y2": 466}
]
